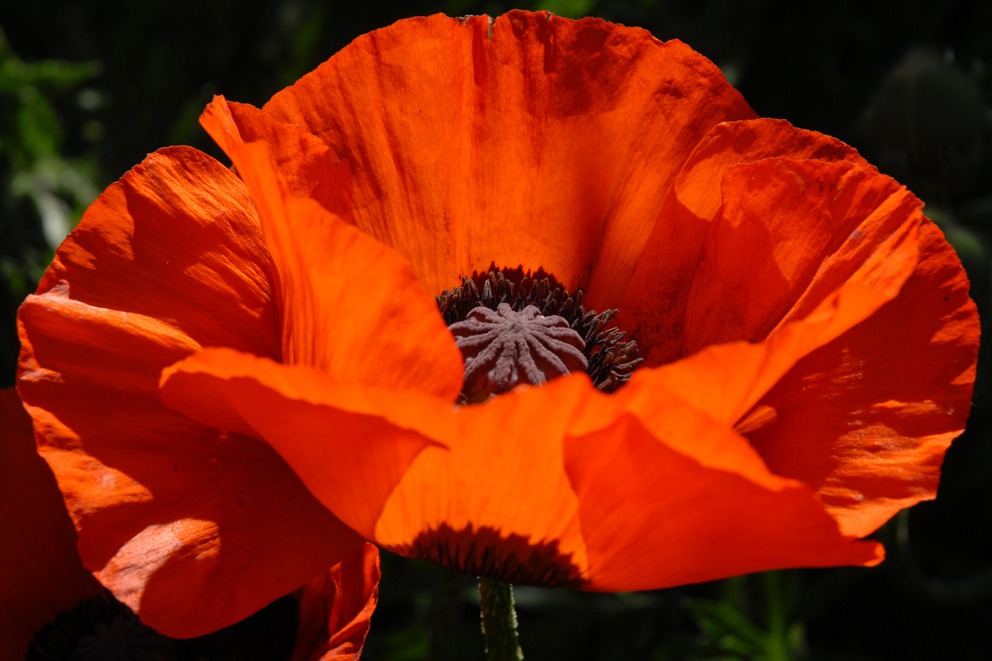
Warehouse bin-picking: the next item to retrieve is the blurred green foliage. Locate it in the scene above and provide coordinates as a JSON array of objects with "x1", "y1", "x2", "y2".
[
  {"x1": 537, "y1": 0, "x2": 597, "y2": 19},
  {"x1": 0, "y1": 25, "x2": 100, "y2": 389},
  {"x1": 682, "y1": 574, "x2": 801, "y2": 661},
  {"x1": 2, "y1": 1, "x2": 992, "y2": 659}
]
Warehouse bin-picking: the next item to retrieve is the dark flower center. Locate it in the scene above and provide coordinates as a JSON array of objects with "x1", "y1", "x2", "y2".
[
  {"x1": 26, "y1": 595, "x2": 176, "y2": 661},
  {"x1": 394, "y1": 522, "x2": 585, "y2": 589},
  {"x1": 27, "y1": 591, "x2": 299, "y2": 661},
  {"x1": 437, "y1": 267, "x2": 642, "y2": 402}
]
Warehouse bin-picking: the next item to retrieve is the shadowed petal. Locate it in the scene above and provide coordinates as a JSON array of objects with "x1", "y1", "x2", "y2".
[
  {"x1": 564, "y1": 414, "x2": 882, "y2": 592},
  {"x1": 0, "y1": 388, "x2": 102, "y2": 660},
  {"x1": 683, "y1": 158, "x2": 920, "y2": 352},
  {"x1": 292, "y1": 543, "x2": 380, "y2": 661},
  {"x1": 620, "y1": 118, "x2": 879, "y2": 366},
  {"x1": 160, "y1": 348, "x2": 445, "y2": 543},
  {"x1": 625, "y1": 158, "x2": 923, "y2": 428},
  {"x1": 17, "y1": 147, "x2": 364, "y2": 638},
  {"x1": 742, "y1": 220, "x2": 979, "y2": 536}
]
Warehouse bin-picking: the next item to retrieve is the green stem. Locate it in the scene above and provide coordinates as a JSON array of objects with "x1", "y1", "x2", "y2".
[
  {"x1": 763, "y1": 571, "x2": 789, "y2": 661},
  {"x1": 478, "y1": 578, "x2": 524, "y2": 661}
]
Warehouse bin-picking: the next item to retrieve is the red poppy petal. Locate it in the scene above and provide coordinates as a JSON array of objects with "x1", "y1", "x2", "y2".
[
  {"x1": 743, "y1": 220, "x2": 979, "y2": 536},
  {"x1": 635, "y1": 183, "x2": 921, "y2": 428},
  {"x1": 619, "y1": 118, "x2": 876, "y2": 366},
  {"x1": 291, "y1": 543, "x2": 380, "y2": 661},
  {"x1": 17, "y1": 147, "x2": 363, "y2": 638},
  {"x1": 565, "y1": 414, "x2": 883, "y2": 592},
  {"x1": 666, "y1": 119, "x2": 872, "y2": 246},
  {"x1": 683, "y1": 158, "x2": 920, "y2": 353},
  {"x1": 373, "y1": 351, "x2": 895, "y2": 589},
  {"x1": 206, "y1": 127, "x2": 464, "y2": 399},
  {"x1": 162, "y1": 348, "x2": 602, "y2": 583},
  {"x1": 160, "y1": 347, "x2": 448, "y2": 542},
  {"x1": 261, "y1": 11, "x2": 755, "y2": 295},
  {"x1": 0, "y1": 388, "x2": 102, "y2": 660},
  {"x1": 200, "y1": 95, "x2": 353, "y2": 222},
  {"x1": 365, "y1": 369, "x2": 885, "y2": 587},
  {"x1": 163, "y1": 350, "x2": 594, "y2": 585},
  {"x1": 163, "y1": 346, "x2": 883, "y2": 590},
  {"x1": 34, "y1": 146, "x2": 280, "y2": 354},
  {"x1": 371, "y1": 378, "x2": 597, "y2": 586}
]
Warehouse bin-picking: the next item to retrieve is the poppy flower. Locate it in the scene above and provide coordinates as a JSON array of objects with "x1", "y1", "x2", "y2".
[
  {"x1": 0, "y1": 388, "x2": 378, "y2": 659},
  {"x1": 17, "y1": 8, "x2": 978, "y2": 641}
]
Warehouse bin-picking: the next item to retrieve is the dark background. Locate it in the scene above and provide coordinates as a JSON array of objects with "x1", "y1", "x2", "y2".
[{"x1": 2, "y1": 0, "x2": 992, "y2": 659}]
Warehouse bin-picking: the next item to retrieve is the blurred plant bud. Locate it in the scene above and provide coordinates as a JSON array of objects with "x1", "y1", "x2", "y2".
[{"x1": 858, "y1": 47, "x2": 988, "y2": 198}]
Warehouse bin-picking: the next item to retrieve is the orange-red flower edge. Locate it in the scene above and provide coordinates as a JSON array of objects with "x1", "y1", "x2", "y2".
[{"x1": 17, "y1": 9, "x2": 979, "y2": 639}]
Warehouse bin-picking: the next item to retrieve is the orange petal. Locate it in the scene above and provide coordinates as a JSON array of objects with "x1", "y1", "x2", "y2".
[
  {"x1": 32, "y1": 146, "x2": 281, "y2": 354},
  {"x1": 160, "y1": 347, "x2": 446, "y2": 543},
  {"x1": 683, "y1": 158, "x2": 919, "y2": 352},
  {"x1": 0, "y1": 388, "x2": 102, "y2": 660},
  {"x1": 161, "y1": 349, "x2": 597, "y2": 585},
  {"x1": 378, "y1": 369, "x2": 816, "y2": 588},
  {"x1": 676, "y1": 118, "x2": 873, "y2": 229},
  {"x1": 631, "y1": 162, "x2": 922, "y2": 428},
  {"x1": 205, "y1": 124, "x2": 464, "y2": 399},
  {"x1": 742, "y1": 219, "x2": 979, "y2": 536},
  {"x1": 163, "y1": 346, "x2": 881, "y2": 590},
  {"x1": 17, "y1": 147, "x2": 364, "y2": 638},
  {"x1": 371, "y1": 378, "x2": 597, "y2": 587},
  {"x1": 162, "y1": 349, "x2": 592, "y2": 584},
  {"x1": 564, "y1": 414, "x2": 882, "y2": 592},
  {"x1": 200, "y1": 95, "x2": 353, "y2": 223},
  {"x1": 292, "y1": 543, "x2": 380, "y2": 661},
  {"x1": 260, "y1": 11, "x2": 755, "y2": 296},
  {"x1": 620, "y1": 118, "x2": 878, "y2": 366}
]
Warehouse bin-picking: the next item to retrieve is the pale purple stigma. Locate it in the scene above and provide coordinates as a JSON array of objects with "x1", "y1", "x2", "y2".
[{"x1": 448, "y1": 303, "x2": 588, "y2": 401}]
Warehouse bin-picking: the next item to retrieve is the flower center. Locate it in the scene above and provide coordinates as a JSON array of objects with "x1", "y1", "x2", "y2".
[
  {"x1": 394, "y1": 522, "x2": 585, "y2": 588},
  {"x1": 450, "y1": 303, "x2": 588, "y2": 400},
  {"x1": 437, "y1": 268, "x2": 643, "y2": 402},
  {"x1": 27, "y1": 595, "x2": 176, "y2": 661},
  {"x1": 27, "y1": 591, "x2": 299, "y2": 660}
]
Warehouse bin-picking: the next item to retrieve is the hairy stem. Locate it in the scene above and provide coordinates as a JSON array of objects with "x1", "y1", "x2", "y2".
[{"x1": 478, "y1": 577, "x2": 523, "y2": 661}]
